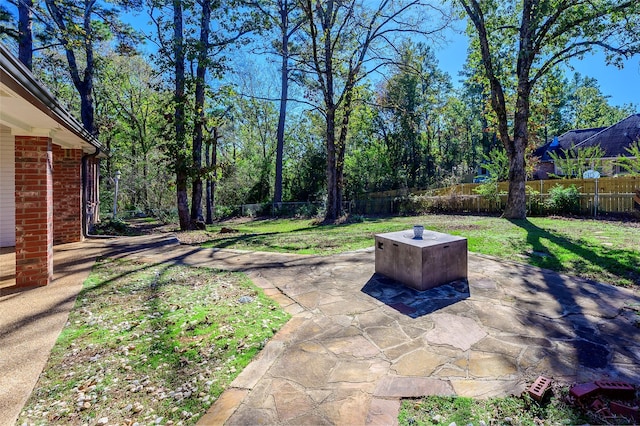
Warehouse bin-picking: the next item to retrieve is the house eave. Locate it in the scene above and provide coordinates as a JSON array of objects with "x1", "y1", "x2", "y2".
[{"x1": 0, "y1": 43, "x2": 108, "y2": 157}]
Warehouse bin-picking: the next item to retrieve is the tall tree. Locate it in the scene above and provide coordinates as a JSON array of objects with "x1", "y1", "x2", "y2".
[
  {"x1": 18, "y1": 0, "x2": 33, "y2": 69},
  {"x1": 250, "y1": 0, "x2": 306, "y2": 204},
  {"x1": 530, "y1": 67, "x2": 570, "y2": 144},
  {"x1": 300, "y1": 0, "x2": 449, "y2": 221},
  {"x1": 190, "y1": 0, "x2": 211, "y2": 223},
  {"x1": 189, "y1": 0, "x2": 256, "y2": 223},
  {"x1": 459, "y1": 0, "x2": 640, "y2": 218},
  {"x1": 378, "y1": 41, "x2": 452, "y2": 188},
  {"x1": 149, "y1": 0, "x2": 192, "y2": 229},
  {"x1": 43, "y1": 0, "x2": 137, "y2": 135},
  {"x1": 173, "y1": 0, "x2": 190, "y2": 229},
  {"x1": 565, "y1": 73, "x2": 636, "y2": 129},
  {"x1": 151, "y1": 0, "x2": 258, "y2": 228},
  {"x1": 96, "y1": 54, "x2": 166, "y2": 212}
]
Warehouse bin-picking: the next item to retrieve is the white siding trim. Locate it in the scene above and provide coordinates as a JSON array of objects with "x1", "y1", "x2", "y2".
[{"x1": 0, "y1": 125, "x2": 15, "y2": 247}]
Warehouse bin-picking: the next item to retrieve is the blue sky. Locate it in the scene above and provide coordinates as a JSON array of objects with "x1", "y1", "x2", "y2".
[
  {"x1": 436, "y1": 28, "x2": 640, "y2": 109},
  {"x1": 120, "y1": 9, "x2": 639, "y2": 110},
  {"x1": 4, "y1": 2, "x2": 638, "y2": 108}
]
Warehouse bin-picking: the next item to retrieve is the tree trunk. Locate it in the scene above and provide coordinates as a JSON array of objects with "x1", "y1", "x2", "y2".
[
  {"x1": 191, "y1": 137, "x2": 204, "y2": 222},
  {"x1": 274, "y1": 37, "x2": 288, "y2": 204},
  {"x1": 503, "y1": 139, "x2": 527, "y2": 218},
  {"x1": 18, "y1": 0, "x2": 33, "y2": 70},
  {"x1": 143, "y1": 153, "x2": 149, "y2": 211},
  {"x1": 335, "y1": 85, "x2": 354, "y2": 214},
  {"x1": 205, "y1": 179, "x2": 213, "y2": 223},
  {"x1": 190, "y1": 0, "x2": 210, "y2": 222},
  {"x1": 503, "y1": 91, "x2": 530, "y2": 219},
  {"x1": 325, "y1": 107, "x2": 338, "y2": 221},
  {"x1": 273, "y1": 0, "x2": 298, "y2": 205},
  {"x1": 44, "y1": 0, "x2": 96, "y2": 135},
  {"x1": 177, "y1": 169, "x2": 190, "y2": 228},
  {"x1": 205, "y1": 139, "x2": 213, "y2": 224},
  {"x1": 173, "y1": 0, "x2": 190, "y2": 230},
  {"x1": 205, "y1": 126, "x2": 218, "y2": 224},
  {"x1": 78, "y1": 82, "x2": 96, "y2": 135},
  {"x1": 80, "y1": 2, "x2": 96, "y2": 135}
]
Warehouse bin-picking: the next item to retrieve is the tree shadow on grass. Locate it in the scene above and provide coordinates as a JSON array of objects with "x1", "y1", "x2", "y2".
[{"x1": 508, "y1": 219, "x2": 639, "y2": 287}]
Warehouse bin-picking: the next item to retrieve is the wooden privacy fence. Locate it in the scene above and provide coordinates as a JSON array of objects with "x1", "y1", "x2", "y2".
[
  {"x1": 432, "y1": 176, "x2": 639, "y2": 197},
  {"x1": 352, "y1": 193, "x2": 639, "y2": 216},
  {"x1": 359, "y1": 176, "x2": 640, "y2": 215}
]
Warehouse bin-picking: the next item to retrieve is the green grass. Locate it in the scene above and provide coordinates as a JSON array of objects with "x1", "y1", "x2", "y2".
[
  {"x1": 198, "y1": 215, "x2": 640, "y2": 287},
  {"x1": 18, "y1": 257, "x2": 290, "y2": 425},
  {"x1": 399, "y1": 393, "x2": 588, "y2": 426}
]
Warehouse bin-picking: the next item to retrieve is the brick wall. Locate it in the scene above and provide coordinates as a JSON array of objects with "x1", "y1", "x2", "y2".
[
  {"x1": 53, "y1": 145, "x2": 83, "y2": 244},
  {"x1": 14, "y1": 136, "x2": 53, "y2": 287},
  {"x1": 534, "y1": 162, "x2": 555, "y2": 180}
]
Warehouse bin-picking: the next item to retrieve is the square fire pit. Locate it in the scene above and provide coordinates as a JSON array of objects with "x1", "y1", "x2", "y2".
[{"x1": 375, "y1": 229, "x2": 467, "y2": 291}]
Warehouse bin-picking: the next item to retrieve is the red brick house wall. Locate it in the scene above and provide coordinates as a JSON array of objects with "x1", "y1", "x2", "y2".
[
  {"x1": 14, "y1": 136, "x2": 53, "y2": 287},
  {"x1": 534, "y1": 162, "x2": 555, "y2": 180},
  {"x1": 53, "y1": 145, "x2": 83, "y2": 245}
]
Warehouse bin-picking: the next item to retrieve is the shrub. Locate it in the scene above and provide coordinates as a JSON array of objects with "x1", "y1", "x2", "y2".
[
  {"x1": 92, "y1": 218, "x2": 130, "y2": 235},
  {"x1": 294, "y1": 203, "x2": 321, "y2": 218},
  {"x1": 525, "y1": 185, "x2": 544, "y2": 216},
  {"x1": 616, "y1": 139, "x2": 640, "y2": 175},
  {"x1": 215, "y1": 205, "x2": 240, "y2": 219},
  {"x1": 347, "y1": 213, "x2": 365, "y2": 223},
  {"x1": 152, "y1": 208, "x2": 178, "y2": 224},
  {"x1": 545, "y1": 184, "x2": 580, "y2": 214},
  {"x1": 473, "y1": 181, "x2": 505, "y2": 204}
]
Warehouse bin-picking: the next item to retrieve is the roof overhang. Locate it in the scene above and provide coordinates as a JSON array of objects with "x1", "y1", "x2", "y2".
[{"x1": 0, "y1": 43, "x2": 107, "y2": 157}]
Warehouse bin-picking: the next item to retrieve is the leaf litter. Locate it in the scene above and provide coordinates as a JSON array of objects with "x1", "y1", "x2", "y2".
[{"x1": 18, "y1": 257, "x2": 290, "y2": 425}]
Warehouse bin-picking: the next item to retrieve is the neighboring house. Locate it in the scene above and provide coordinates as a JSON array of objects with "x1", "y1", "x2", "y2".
[
  {"x1": 0, "y1": 44, "x2": 106, "y2": 287},
  {"x1": 534, "y1": 114, "x2": 640, "y2": 179}
]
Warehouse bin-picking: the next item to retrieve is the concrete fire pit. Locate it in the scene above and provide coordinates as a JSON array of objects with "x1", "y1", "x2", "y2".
[{"x1": 374, "y1": 229, "x2": 468, "y2": 291}]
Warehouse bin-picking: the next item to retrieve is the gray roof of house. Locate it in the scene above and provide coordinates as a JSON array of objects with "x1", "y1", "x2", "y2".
[
  {"x1": 534, "y1": 113, "x2": 640, "y2": 161},
  {"x1": 533, "y1": 127, "x2": 605, "y2": 161},
  {"x1": 575, "y1": 113, "x2": 640, "y2": 157}
]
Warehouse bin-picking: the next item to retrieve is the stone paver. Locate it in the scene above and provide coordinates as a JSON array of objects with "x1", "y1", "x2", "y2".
[
  {"x1": 197, "y1": 389, "x2": 249, "y2": 425},
  {"x1": 366, "y1": 398, "x2": 401, "y2": 426},
  {"x1": 424, "y1": 313, "x2": 487, "y2": 350}
]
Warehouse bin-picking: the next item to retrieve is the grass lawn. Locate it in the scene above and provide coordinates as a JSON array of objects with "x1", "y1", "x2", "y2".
[
  {"x1": 18, "y1": 257, "x2": 290, "y2": 425},
  {"x1": 195, "y1": 214, "x2": 639, "y2": 287},
  {"x1": 398, "y1": 393, "x2": 589, "y2": 426}
]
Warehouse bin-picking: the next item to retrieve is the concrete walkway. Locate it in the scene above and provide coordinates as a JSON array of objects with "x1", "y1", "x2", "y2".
[{"x1": 1, "y1": 234, "x2": 639, "y2": 425}]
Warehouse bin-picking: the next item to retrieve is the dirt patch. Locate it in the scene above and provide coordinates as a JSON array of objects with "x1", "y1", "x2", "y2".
[
  {"x1": 445, "y1": 224, "x2": 484, "y2": 231},
  {"x1": 172, "y1": 231, "x2": 219, "y2": 245},
  {"x1": 125, "y1": 218, "x2": 178, "y2": 235},
  {"x1": 124, "y1": 219, "x2": 248, "y2": 246}
]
